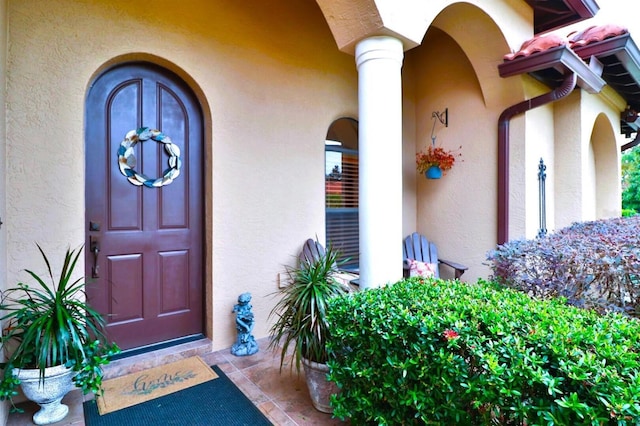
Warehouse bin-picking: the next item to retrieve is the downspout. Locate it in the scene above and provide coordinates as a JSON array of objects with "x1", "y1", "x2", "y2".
[{"x1": 497, "y1": 72, "x2": 578, "y2": 245}]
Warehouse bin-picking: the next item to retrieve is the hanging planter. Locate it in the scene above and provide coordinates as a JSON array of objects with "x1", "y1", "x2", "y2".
[
  {"x1": 425, "y1": 165, "x2": 443, "y2": 179},
  {"x1": 416, "y1": 145, "x2": 462, "y2": 179},
  {"x1": 416, "y1": 109, "x2": 462, "y2": 180}
]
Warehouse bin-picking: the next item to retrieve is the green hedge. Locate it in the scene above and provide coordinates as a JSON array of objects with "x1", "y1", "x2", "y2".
[{"x1": 326, "y1": 278, "x2": 640, "y2": 425}]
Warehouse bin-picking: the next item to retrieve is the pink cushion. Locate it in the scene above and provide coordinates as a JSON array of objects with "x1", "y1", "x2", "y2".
[{"x1": 408, "y1": 259, "x2": 437, "y2": 278}]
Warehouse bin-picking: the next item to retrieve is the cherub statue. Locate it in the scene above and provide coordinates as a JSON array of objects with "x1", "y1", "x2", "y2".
[{"x1": 231, "y1": 292, "x2": 259, "y2": 356}]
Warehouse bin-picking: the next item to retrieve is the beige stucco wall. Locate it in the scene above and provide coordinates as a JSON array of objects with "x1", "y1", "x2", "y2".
[
  {"x1": 555, "y1": 90, "x2": 623, "y2": 229},
  {"x1": 430, "y1": 1, "x2": 531, "y2": 109},
  {"x1": 318, "y1": 0, "x2": 532, "y2": 56},
  {"x1": 399, "y1": 0, "x2": 624, "y2": 279},
  {"x1": 555, "y1": 92, "x2": 583, "y2": 228},
  {"x1": 5, "y1": 0, "x2": 357, "y2": 351},
  {"x1": 406, "y1": 27, "x2": 497, "y2": 281},
  {"x1": 508, "y1": 84, "x2": 622, "y2": 239},
  {"x1": 521, "y1": 78, "x2": 556, "y2": 239},
  {"x1": 0, "y1": 0, "x2": 7, "y2": 422},
  {"x1": 591, "y1": 114, "x2": 622, "y2": 219},
  {"x1": 403, "y1": 1, "x2": 528, "y2": 281},
  {"x1": 0, "y1": 0, "x2": 9, "y2": 424},
  {"x1": 583, "y1": 92, "x2": 623, "y2": 221},
  {"x1": 402, "y1": 52, "x2": 418, "y2": 239},
  {"x1": 2, "y1": 0, "x2": 629, "y2": 367}
]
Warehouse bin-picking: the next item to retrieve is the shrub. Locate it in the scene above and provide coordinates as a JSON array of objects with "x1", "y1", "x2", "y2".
[
  {"x1": 326, "y1": 278, "x2": 640, "y2": 425},
  {"x1": 486, "y1": 216, "x2": 640, "y2": 317},
  {"x1": 622, "y1": 209, "x2": 637, "y2": 217}
]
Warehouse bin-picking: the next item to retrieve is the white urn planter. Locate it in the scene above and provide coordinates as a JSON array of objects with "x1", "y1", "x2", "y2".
[{"x1": 14, "y1": 365, "x2": 74, "y2": 425}]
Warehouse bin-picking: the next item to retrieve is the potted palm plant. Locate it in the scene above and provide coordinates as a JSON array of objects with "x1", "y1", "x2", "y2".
[
  {"x1": 0, "y1": 244, "x2": 119, "y2": 425},
  {"x1": 268, "y1": 241, "x2": 349, "y2": 413}
]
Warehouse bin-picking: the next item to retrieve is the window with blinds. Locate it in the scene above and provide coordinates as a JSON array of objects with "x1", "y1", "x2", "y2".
[{"x1": 325, "y1": 118, "x2": 359, "y2": 271}]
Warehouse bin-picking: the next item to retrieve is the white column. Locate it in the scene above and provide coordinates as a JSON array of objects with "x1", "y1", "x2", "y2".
[{"x1": 355, "y1": 36, "x2": 404, "y2": 289}]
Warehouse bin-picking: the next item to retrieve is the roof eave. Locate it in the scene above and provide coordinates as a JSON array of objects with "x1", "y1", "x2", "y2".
[
  {"x1": 573, "y1": 33, "x2": 640, "y2": 134},
  {"x1": 526, "y1": 0, "x2": 600, "y2": 33},
  {"x1": 570, "y1": 0, "x2": 600, "y2": 19},
  {"x1": 498, "y1": 45, "x2": 606, "y2": 94},
  {"x1": 572, "y1": 33, "x2": 640, "y2": 85}
]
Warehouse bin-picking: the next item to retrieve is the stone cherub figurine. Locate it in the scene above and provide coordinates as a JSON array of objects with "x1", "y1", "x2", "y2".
[{"x1": 231, "y1": 292, "x2": 259, "y2": 356}]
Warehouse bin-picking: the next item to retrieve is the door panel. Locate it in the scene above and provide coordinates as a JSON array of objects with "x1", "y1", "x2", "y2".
[
  {"x1": 108, "y1": 254, "x2": 143, "y2": 322},
  {"x1": 85, "y1": 62, "x2": 204, "y2": 350}
]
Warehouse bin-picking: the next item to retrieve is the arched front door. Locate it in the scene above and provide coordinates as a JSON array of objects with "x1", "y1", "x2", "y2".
[{"x1": 85, "y1": 62, "x2": 204, "y2": 351}]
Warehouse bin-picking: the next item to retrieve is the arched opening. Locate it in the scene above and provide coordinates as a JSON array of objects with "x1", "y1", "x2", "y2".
[
  {"x1": 590, "y1": 113, "x2": 620, "y2": 219},
  {"x1": 325, "y1": 117, "x2": 359, "y2": 271},
  {"x1": 402, "y1": 2, "x2": 527, "y2": 279},
  {"x1": 405, "y1": 29, "x2": 501, "y2": 277},
  {"x1": 85, "y1": 61, "x2": 205, "y2": 351}
]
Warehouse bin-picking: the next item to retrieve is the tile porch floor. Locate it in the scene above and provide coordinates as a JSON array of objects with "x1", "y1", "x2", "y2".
[{"x1": 7, "y1": 337, "x2": 348, "y2": 426}]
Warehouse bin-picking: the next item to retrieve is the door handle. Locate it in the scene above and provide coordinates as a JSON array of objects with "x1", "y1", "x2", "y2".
[{"x1": 90, "y1": 236, "x2": 100, "y2": 278}]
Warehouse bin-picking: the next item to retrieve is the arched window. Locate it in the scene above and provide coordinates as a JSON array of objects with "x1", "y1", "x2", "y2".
[{"x1": 325, "y1": 118, "x2": 359, "y2": 271}]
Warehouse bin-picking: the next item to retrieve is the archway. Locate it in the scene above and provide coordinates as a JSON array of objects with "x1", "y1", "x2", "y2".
[{"x1": 85, "y1": 61, "x2": 205, "y2": 351}]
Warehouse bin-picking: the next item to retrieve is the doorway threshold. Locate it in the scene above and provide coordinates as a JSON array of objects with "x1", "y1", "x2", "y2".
[
  {"x1": 102, "y1": 335, "x2": 212, "y2": 381},
  {"x1": 111, "y1": 334, "x2": 206, "y2": 361}
]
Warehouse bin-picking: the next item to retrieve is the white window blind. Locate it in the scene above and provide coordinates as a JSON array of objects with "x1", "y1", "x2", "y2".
[{"x1": 325, "y1": 146, "x2": 359, "y2": 271}]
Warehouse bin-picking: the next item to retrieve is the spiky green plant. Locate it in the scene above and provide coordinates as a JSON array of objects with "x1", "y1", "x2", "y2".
[
  {"x1": 268, "y1": 242, "x2": 348, "y2": 372},
  {"x1": 0, "y1": 244, "x2": 119, "y2": 409}
]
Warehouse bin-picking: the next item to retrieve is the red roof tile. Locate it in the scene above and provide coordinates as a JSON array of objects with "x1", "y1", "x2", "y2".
[
  {"x1": 569, "y1": 24, "x2": 628, "y2": 48},
  {"x1": 504, "y1": 34, "x2": 567, "y2": 61},
  {"x1": 500, "y1": 24, "x2": 640, "y2": 137}
]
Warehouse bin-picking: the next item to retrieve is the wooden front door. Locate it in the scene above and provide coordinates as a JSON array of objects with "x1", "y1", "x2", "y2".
[{"x1": 85, "y1": 62, "x2": 204, "y2": 351}]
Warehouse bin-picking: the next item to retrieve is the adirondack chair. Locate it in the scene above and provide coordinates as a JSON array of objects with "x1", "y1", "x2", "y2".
[
  {"x1": 300, "y1": 238, "x2": 330, "y2": 266},
  {"x1": 299, "y1": 238, "x2": 359, "y2": 288},
  {"x1": 403, "y1": 232, "x2": 468, "y2": 279}
]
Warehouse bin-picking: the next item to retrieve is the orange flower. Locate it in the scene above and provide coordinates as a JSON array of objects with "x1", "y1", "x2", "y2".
[{"x1": 416, "y1": 145, "x2": 462, "y2": 174}]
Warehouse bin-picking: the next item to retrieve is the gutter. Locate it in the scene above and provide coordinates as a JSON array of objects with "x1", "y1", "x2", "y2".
[
  {"x1": 497, "y1": 72, "x2": 577, "y2": 245},
  {"x1": 621, "y1": 131, "x2": 640, "y2": 152},
  {"x1": 496, "y1": 41, "x2": 605, "y2": 245}
]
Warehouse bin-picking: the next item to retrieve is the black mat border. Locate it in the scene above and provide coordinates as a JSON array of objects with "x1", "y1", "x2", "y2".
[{"x1": 83, "y1": 365, "x2": 273, "y2": 426}]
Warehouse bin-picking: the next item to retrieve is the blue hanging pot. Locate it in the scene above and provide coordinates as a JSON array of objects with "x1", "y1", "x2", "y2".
[{"x1": 425, "y1": 165, "x2": 442, "y2": 179}]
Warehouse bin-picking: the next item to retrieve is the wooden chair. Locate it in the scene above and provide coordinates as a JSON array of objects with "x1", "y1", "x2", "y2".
[
  {"x1": 403, "y1": 232, "x2": 468, "y2": 279},
  {"x1": 299, "y1": 238, "x2": 359, "y2": 288},
  {"x1": 300, "y1": 238, "x2": 330, "y2": 266}
]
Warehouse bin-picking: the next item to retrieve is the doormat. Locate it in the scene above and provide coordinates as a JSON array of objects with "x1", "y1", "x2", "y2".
[
  {"x1": 96, "y1": 356, "x2": 218, "y2": 415},
  {"x1": 84, "y1": 365, "x2": 272, "y2": 426}
]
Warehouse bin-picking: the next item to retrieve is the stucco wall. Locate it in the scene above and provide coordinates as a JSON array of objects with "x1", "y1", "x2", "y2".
[
  {"x1": 521, "y1": 79, "x2": 556, "y2": 239},
  {"x1": 5, "y1": 0, "x2": 357, "y2": 350},
  {"x1": 555, "y1": 92, "x2": 583, "y2": 228},
  {"x1": 317, "y1": 0, "x2": 532, "y2": 56},
  {"x1": 591, "y1": 114, "x2": 621, "y2": 219},
  {"x1": 0, "y1": 0, "x2": 7, "y2": 421},
  {"x1": 402, "y1": 0, "x2": 529, "y2": 281},
  {"x1": 555, "y1": 90, "x2": 622, "y2": 229},
  {"x1": 402, "y1": 53, "x2": 418, "y2": 238},
  {"x1": 407, "y1": 27, "x2": 497, "y2": 280},
  {"x1": 4, "y1": 0, "x2": 630, "y2": 361},
  {"x1": 583, "y1": 94, "x2": 623, "y2": 221}
]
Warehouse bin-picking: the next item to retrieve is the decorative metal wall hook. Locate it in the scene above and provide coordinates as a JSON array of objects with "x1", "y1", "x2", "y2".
[
  {"x1": 430, "y1": 108, "x2": 448, "y2": 145},
  {"x1": 537, "y1": 158, "x2": 547, "y2": 238},
  {"x1": 432, "y1": 109, "x2": 448, "y2": 127}
]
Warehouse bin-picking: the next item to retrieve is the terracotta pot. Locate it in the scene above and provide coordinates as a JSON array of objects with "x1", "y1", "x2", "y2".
[
  {"x1": 301, "y1": 358, "x2": 338, "y2": 413},
  {"x1": 14, "y1": 364, "x2": 74, "y2": 425}
]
